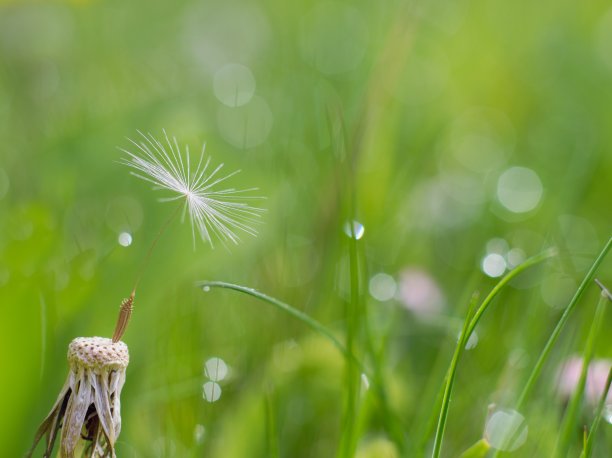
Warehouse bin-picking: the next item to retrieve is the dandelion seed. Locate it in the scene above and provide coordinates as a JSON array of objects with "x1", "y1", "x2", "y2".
[
  {"x1": 121, "y1": 130, "x2": 264, "y2": 248},
  {"x1": 28, "y1": 337, "x2": 129, "y2": 458}
]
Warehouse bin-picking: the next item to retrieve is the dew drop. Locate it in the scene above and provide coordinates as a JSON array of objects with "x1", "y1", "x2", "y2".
[
  {"x1": 361, "y1": 373, "x2": 370, "y2": 392},
  {"x1": 343, "y1": 220, "x2": 364, "y2": 240},
  {"x1": 118, "y1": 232, "x2": 132, "y2": 247},
  {"x1": 459, "y1": 331, "x2": 478, "y2": 350},
  {"x1": 603, "y1": 404, "x2": 612, "y2": 424}
]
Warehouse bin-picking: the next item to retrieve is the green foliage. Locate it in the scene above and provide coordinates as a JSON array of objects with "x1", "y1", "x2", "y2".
[{"x1": 1, "y1": 0, "x2": 611, "y2": 457}]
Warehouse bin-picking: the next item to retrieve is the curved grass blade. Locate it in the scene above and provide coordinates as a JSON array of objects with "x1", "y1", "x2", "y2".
[
  {"x1": 580, "y1": 366, "x2": 612, "y2": 458},
  {"x1": 555, "y1": 290, "x2": 608, "y2": 456},
  {"x1": 431, "y1": 292, "x2": 479, "y2": 458},
  {"x1": 515, "y1": 236, "x2": 612, "y2": 410},
  {"x1": 197, "y1": 280, "x2": 363, "y2": 371},
  {"x1": 431, "y1": 248, "x2": 557, "y2": 458},
  {"x1": 198, "y1": 280, "x2": 408, "y2": 451},
  {"x1": 459, "y1": 439, "x2": 491, "y2": 458},
  {"x1": 464, "y1": 247, "x2": 558, "y2": 339}
]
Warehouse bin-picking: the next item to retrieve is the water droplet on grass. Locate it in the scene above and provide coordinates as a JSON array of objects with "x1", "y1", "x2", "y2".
[
  {"x1": 361, "y1": 373, "x2": 370, "y2": 392},
  {"x1": 343, "y1": 220, "x2": 364, "y2": 240},
  {"x1": 603, "y1": 404, "x2": 612, "y2": 424},
  {"x1": 118, "y1": 232, "x2": 132, "y2": 247},
  {"x1": 464, "y1": 331, "x2": 479, "y2": 350}
]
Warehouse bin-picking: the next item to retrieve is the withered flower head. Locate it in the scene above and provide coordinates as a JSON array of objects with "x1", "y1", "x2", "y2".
[{"x1": 28, "y1": 337, "x2": 129, "y2": 458}]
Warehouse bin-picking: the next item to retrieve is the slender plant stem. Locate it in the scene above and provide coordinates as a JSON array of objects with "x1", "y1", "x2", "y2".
[
  {"x1": 340, "y1": 210, "x2": 361, "y2": 458},
  {"x1": 431, "y1": 248, "x2": 557, "y2": 458},
  {"x1": 489, "y1": 240, "x2": 612, "y2": 458},
  {"x1": 555, "y1": 292, "x2": 608, "y2": 456},
  {"x1": 112, "y1": 205, "x2": 182, "y2": 341},
  {"x1": 132, "y1": 204, "x2": 183, "y2": 293},
  {"x1": 580, "y1": 366, "x2": 612, "y2": 458},
  {"x1": 515, "y1": 236, "x2": 612, "y2": 410},
  {"x1": 265, "y1": 389, "x2": 280, "y2": 458}
]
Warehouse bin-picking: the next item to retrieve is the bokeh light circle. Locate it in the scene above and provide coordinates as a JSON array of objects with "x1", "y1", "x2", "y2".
[
  {"x1": 497, "y1": 167, "x2": 543, "y2": 213},
  {"x1": 213, "y1": 64, "x2": 256, "y2": 107},
  {"x1": 485, "y1": 409, "x2": 528, "y2": 452},
  {"x1": 482, "y1": 253, "x2": 506, "y2": 278},
  {"x1": 202, "y1": 381, "x2": 222, "y2": 403},
  {"x1": 368, "y1": 273, "x2": 397, "y2": 302}
]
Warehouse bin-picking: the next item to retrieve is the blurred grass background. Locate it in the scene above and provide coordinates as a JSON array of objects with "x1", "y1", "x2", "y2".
[{"x1": 1, "y1": 0, "x2": 611, "y2": 456}]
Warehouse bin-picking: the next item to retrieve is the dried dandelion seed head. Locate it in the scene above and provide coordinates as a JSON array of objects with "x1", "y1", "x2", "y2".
[{"x1": 28, "y1": 337, "x2": 129, "y2": 458}]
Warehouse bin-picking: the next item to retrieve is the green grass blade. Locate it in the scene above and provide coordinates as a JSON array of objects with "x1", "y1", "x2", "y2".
[
  {"x1": 465, "y1": 247, "x2": 558, "y2": 338},
  {"x1": 555, "y1": 291, "x2": 608, "y2": 456},
  {"x1": 515, "y1": 236, "x2": 612, "y2": 410},
  {"x1": 431, "y1": 248, "x2": 556, "y2": 458},
  {"x1": 580, "y1": 366, "x2": 612, "y2": 458},
  {"x1": 459, "y1": 439, "x2": 491, "y2": 458},
  {"x1": 198, "y1": 279, "x2": 408, "y2": 452},
  {"x1": 197, "y1": 280, "x2": 354, "y2": 364},
  {"x1": 431, "y1": 293, "x2": 479, "y2": 458}
]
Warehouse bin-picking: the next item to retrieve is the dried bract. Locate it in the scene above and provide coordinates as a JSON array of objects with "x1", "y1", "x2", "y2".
[{"x1": 28, "y1": 337, "x2": 129, "y2": 458}]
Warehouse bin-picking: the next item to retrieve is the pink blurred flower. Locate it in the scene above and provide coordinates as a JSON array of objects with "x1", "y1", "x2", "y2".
[
  {"x1": 398, "y1": 268, "x2": 445, "y2": 315},
  {"x1": 557, "y1": 357, "x2": 611, "y2": 405}
]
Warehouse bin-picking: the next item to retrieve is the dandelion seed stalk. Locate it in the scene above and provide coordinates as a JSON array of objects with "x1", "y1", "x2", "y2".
[{"x1": 110, "y1": 131, "x2": 263, "y2": 341}]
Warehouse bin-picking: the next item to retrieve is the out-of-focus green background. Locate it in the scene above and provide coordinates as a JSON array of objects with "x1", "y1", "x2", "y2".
[{"x1": 1, "y1": 0, "x2": 611, "y2": 456}]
